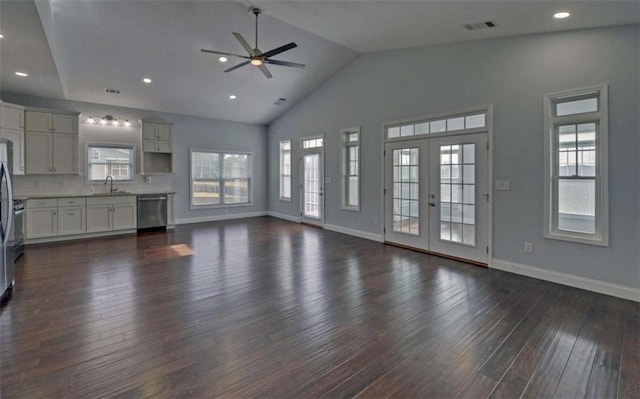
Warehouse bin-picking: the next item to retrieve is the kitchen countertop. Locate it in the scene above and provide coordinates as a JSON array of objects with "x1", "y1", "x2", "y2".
[{"x1": 16, "y1": 192, "x2": 176, "y2": 200}]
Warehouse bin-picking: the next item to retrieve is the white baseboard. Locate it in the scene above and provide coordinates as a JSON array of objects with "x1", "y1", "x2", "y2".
[
  {"x1": 176, "y1": 211, "x2": 267, "y2": 225},
  {"x1": 491, "y1": 259, "x2": 640, "y2": 302},
  {"x1": 267, "y1": 211, "x2": 301, "y2": 223},
  {"x1": 323, "y1": 224, "x2": 384, "y2": 243},
  {"x1": 26, "y1": 229, "x2": 137, "y2": 245}
]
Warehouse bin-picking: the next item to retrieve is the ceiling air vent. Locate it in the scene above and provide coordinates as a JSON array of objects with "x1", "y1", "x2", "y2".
[
  {"x1": 464, "y1": 20, "x2": 497, "y2": 31},
  {"x1": 273, "y1": 98, "x2": 287, "y2": 106},
  {"x1": 104, "y1": 88, "x2": 121, "y2": 94}
]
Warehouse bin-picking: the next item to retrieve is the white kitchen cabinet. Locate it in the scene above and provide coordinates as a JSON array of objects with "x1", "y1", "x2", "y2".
[
  {"x1": 86, "y1": 205, "x2": 112, "y2": 233},
  {"x1": 58, "y1": 206, "x2": 85, "y2": 236},
  {"x1": 141, "y1": 121, "x2": 173, "y2": 174},
  {"x1": 25, "y1": 111, "x2": 51, "y2": 132},
  {"x1": 167, "y1": 194, "x2": 175, "y2": 228},
  {"x1": 52, "y1": 114, "x2": 76, "y2": 134},
  {"x1": 25, "y1": 108, "x2": 79, "y2": 175},
  {"x1": 0, "y1": 103, "x2": 24, "y2": 131},
  {"x1": 25, "y1": 132, "x2": 53, "y2": 174},
  {"x1": 26, "y1": 207, "x2": 58, "y2": 239},
  {"x1": 0, "y1": 102, "x2": 26, "y2": 175},
  {"x1": 1, "y1": 129, "x2": 25, "y2": 175},
  {"x1": 112, "y1": 203, "x2": 137, "y2": 230},
  {"x1": 52, "y1": 134, "x2": 78, "y2": 174},
  {"x1": 86, "y1": 196, "x2": 137, "y2": 233}
]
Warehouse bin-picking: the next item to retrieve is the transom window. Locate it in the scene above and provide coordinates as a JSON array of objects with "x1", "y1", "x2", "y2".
[
  {"x1": 544, "y1": 85, "x2": 608, "y2": 246},
  {"x1": 302, "y1": 138, "x2": 323, "y2": 149},
  {"x1": 387, "y1": 111, "x2": 486, "y2": 139},
  {"x1": 87, "y1": 144, "x2": 134, "y2": 182},
  {"x1": 190, "y1": 150, "x2": 251, "y2": 207}
]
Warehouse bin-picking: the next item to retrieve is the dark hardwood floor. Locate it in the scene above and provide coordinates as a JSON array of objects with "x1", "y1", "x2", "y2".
[{"x1": 1, "y1": 216, "x2": 638, "y2": 398}]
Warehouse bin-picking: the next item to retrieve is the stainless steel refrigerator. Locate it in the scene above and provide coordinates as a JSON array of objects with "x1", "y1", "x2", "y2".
[{"x1": 0, "y1": 138, "x2": 14, "y2": 301}]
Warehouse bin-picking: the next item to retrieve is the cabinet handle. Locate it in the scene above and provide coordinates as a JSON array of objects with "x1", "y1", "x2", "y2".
[{"x1": 68, "y1": 212, "x2": 75, "y2": 216}]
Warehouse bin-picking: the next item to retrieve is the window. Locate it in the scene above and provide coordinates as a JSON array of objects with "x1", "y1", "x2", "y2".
[
  {"x1": 386, "y1": 111, "x2": 486, "y2": 139},
  {"x1": 544, "y1": 84, "x2": 608, "y2": 246},
  {"x1": 190, "y1": 150, "x2": 251, "y2": 207},
  {"x1": 341, "y1": 128, "x2": 360, "y2": 210},
  {"x1": 279, "y1": 140, "x2": 291, "y2": 200},
  {"x1": 87, "y1": 145, "x2": 134, "y2": 182}
]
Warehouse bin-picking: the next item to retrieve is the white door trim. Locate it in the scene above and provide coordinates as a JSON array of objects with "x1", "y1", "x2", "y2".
[
  {"x1": 380, "y1": 104, "x2": 494, "y2": 264},
  {"x1": 300, "y1": 135, "x2": 325, "y2": 226}
]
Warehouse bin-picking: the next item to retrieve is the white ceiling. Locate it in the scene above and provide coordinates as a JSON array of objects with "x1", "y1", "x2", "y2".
[
  {"x1": 1, "y1": 1, "x2": 638, "y2": 125},
  {"x1": 256, "y1": 0, "x2": 640, "y2": 53}
]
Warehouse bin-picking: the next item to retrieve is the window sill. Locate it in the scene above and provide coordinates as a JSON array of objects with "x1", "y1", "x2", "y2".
[
  {"x1": 544, "y1": 231, "x2": 608, "y2": 247},
  {"x1": 190, "y1": 202, "x2": 253, "y2": 211}
]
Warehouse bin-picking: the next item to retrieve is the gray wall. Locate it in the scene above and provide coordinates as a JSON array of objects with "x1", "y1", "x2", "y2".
[
  {"x1": 1, "y1": 93, "x2": 268, "y2": 222},
  {"x1": 267, "y1": 25, "x2": 640, "y2": 288}
]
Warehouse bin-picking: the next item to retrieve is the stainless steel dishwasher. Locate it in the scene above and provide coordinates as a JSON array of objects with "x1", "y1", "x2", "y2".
[{"x1": 137, "y1": 194, "x2": 168, "y2": 230}]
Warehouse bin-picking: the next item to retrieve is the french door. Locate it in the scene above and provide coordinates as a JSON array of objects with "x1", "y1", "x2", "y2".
[
  {"x1": 300, "y1": 150, "x2": 324, "y2": 225},
  {"x1": 384, "y1": 133, "x2": 489, "y2": 264}
]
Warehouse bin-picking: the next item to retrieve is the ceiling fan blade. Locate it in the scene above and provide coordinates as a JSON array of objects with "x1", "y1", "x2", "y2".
[
  {"x1": 264, "y1": 59, "x2": 305, "y2": 69},
  {"x1": 232, "y1": 32, "x2": 257, "y2": 56},
  {"x1": 261, "y1": 42, "x2": 297, "y2": 59},
  {"x1": 224, "y1": 61, "x2": 251, "y2": 73},
  {"x1": 258, "y1": 64, "x2": 273, "y2": 79},
  {"x1": 201, "y1": 49, "x2": 250, "y2": 59}
]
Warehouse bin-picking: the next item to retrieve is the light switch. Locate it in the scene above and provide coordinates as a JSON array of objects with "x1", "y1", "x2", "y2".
[{"x1": 496, "y1": 180, "x2": 511, "y2": 191}]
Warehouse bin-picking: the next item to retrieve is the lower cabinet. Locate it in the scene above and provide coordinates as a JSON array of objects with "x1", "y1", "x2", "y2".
[
  {"x1": 58, "y1": 206, "x2": 85, "y2": 236},
  {"x1": 26, "y1": 206, "x2": 58, "y2": 239},
  {"x1": 26, "y1": 195, "x2": 137, "y2": 240},
  {"x1": 86, "y1": 196, "x2": 137, "y2": 233}
]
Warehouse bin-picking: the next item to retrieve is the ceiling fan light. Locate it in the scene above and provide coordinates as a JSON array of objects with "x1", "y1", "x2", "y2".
[{"x1": 250, "y1": 58, "x2": 263, "y2": 66}]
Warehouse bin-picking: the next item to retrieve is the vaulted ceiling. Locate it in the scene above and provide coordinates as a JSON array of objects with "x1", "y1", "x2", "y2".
[{"x1": 1, "y1": 1, "x2": 637, "y2": 125}]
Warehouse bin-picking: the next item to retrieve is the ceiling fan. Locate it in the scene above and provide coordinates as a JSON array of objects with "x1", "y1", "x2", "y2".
[{"x1": 201, "y1": 7, "x2": 305, "y2": 79}]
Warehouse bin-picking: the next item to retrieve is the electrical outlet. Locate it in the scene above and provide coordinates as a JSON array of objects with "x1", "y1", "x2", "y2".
[
  {"x1": 496, "y1": 180, "x2": 511, "y2": 191},
  {"x1": 524, "y1": 242, "x2": 534, "y2": 253}
]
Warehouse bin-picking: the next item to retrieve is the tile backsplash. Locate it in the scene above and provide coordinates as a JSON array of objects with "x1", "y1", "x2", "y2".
[{"x1": 13, "y1": 174, "x2": 172, "y2": 197}]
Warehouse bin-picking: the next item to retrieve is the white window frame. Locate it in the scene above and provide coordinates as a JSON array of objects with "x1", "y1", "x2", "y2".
[
  {"x1": 341, "y1": 127, "x2": 361, "y2": 211},
  {"x1": 189, "y1": 149, "x2": 253, "y2": 209},
  {"x1": 279, "y1": 140, "x2": 292, "y2": 201},
  {"x1": 86, "y1": 143, "x2": 135, "y2": 183},
  {"x1": 543, "y1": 84, "x2": 608, "y2": 246}
]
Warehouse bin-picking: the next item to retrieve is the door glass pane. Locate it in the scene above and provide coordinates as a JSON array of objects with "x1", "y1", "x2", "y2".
[
  {"x1": 558, "y1": 179, "x2": 596, "y2": 234},
  {"x1": 465, "y1": 114, "x2": 486, "y2": 129},
  {"x1": 400, "y1": 125, "x2": 414, "y2": 137},
  {"x1": 415, "y1": 122, "x2": 430, "y2": 135},
  {"x1": 439, "y1": 143, "x2": 476, "y2": 245},
  {"x1": 392, "y1": 148, "x2": 419, "y2": 235},
  {"x1": 304, "y1": 153, "x2": 320, "y2": 218}
]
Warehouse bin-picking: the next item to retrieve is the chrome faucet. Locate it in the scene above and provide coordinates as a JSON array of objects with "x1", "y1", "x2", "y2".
[{"x1": 104, "y1": 175, "x2": 118, "y2": 193}]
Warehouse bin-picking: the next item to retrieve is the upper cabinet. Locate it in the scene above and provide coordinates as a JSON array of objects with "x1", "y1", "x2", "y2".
[
  {"x1": 0, "y1": 102, "x2": 24, "y2": 131},
  {"x1": 24, "y1": 109, "x2": 80, "y2": 175},
  {"x1": 0, "y1": 102, "x2": 26, "y2": 175},
  {"x1": 141, "y1": 121, "x2": 173, "y2": 174}
]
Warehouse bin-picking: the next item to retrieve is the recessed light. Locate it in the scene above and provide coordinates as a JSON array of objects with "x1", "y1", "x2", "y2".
[
  {"x1": 229, "y1": 95, "x2": 237, "y2": 100},
  {"x1": 15, "y1": 72, "x2": 28, "y2": 77},
  {"x1": 142, "y1": 77, "x2": 152, "y2": 84},
  {"x1": 124, "y1": 120, "x2": 132, "y2": 127},
  {"x1": 0, "y1": 34, "x2": 4, "y2": 39},
  {"x1": 554, "y1": 11, "x2": 570, "y2": 19},
  {"x1": 87, "y1": 116, "x2": 96, "y2": 124},
  {"x1": 219, "y1": 56, "x2": 228, "y2": 63},
  {"x1": 99, "y1": 118, "x2": 107, "y2": 125}
]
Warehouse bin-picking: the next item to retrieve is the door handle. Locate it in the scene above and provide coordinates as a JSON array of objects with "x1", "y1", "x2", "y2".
[{"x1": 429, "y1": 202, "x2": 436, "y2": 207}]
